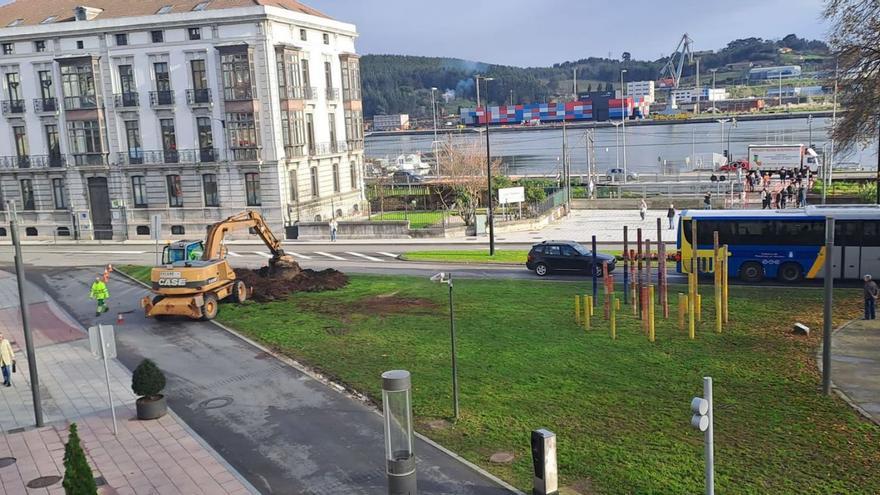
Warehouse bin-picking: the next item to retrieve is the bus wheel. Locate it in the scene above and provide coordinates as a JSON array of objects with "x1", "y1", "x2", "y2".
[
  {"x1": 739, "y1": 262, "x2": 764, "y2": 283},
  {"x1": 778, "y1": 263, "x2": 803, "y2": 283}
]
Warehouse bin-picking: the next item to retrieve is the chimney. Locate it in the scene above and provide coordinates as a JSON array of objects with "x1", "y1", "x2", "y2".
[{"x1": 74, "y1": 6, "x2": 104, "y2": 21}]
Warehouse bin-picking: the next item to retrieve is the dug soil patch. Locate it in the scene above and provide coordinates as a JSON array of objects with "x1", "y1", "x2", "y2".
[{"x1": 235, "y1": 261, "x2": 348, "y2": 302}]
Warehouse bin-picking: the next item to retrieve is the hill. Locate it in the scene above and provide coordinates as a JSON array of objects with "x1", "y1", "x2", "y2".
[{"x1": 360, "y1": 34, "x2": 829, "y2": 119}]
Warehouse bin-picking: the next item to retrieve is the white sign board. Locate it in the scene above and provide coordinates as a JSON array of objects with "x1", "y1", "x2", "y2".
[
  {"x1": 88, "y1": 325, "x2": 117, "y2": 359},
  {"x1": 150, "y1": 214, "x2": 162, "y2": 240},
  {"x1": 748, "y1": 145, "x2": 804, "y2": 169},
  {"x1": 498, "y1": 186, "x2": 525, "y2": 205}
]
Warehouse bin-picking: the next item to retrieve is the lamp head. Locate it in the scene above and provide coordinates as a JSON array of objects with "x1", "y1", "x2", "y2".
[{"x1": 430, "y1": 272, "x2": 450, "y2": 284}]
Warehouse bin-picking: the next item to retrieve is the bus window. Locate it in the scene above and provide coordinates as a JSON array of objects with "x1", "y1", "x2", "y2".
[
  {"x1": 776, "y1": 221, "x2": 824, "y2": 245},
  {"x1": 736, "y1": 221, "x2": 773, "y2": 245},
  {"x1": 863, "y1": 220, "x2": 880, "y2": 247},
  {"x1": 835, "y1": 220, "x2": 862, "y2": 246}
]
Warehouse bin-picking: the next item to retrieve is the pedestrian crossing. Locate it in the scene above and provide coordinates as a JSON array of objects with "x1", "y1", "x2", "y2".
[{"x1": 223, "y1": 250, "x2": 401, "y2": 263}]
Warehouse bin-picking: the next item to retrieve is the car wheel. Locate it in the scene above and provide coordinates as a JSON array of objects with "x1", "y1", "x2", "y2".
[
  {"x1": 535, "y1": 263, "x2": 549, "y2": 277},
  {"x1": 778, "y1": 262, "x2": 803, "y2": 283},
  {"x1": 201, "y1": 293, "x2": 219, "y2": 321},
  {"x1": 739, "y1": 262, "x2": 764, "y2": 283}
]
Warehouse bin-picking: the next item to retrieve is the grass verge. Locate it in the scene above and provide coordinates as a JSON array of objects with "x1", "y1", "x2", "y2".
[
  {"x1": 401, "y1": 249, "x2": 528, "y2": 264},
  {"x1": 117, "y1": 266, "x2": 879, "y2": 494}
]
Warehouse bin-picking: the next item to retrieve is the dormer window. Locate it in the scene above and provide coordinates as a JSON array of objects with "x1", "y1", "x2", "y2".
[
  {"x1": 7, "y1": 19, "x2": 23, "y2": 27},
  {"x1": 157, "y1": 5, "x2": 173, "y2": 14},
  {"x1": 193, "y1": 1, "x2": 211, "y2": 11},
  {"x1": 41, "y1": 16, "x2": 58, "y2": 24},
  {"x1": 74, "y1": 6, "x2": 103, "y2": 21}
]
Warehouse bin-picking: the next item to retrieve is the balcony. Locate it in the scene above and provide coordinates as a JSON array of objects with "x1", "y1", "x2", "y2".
[
  {"x1": 70, "y1": 152, "x2": 108, "y2": 166},
  {"x1": 347, "y1": 139, "x2": 364, "y2": 151},
  {"x1": 2, "y1": 99, "x2": 25, "y2": 115},
  {"x1": 186, "y1": 89, "x2": 212, "y2": 106},
  {"x1": 116, "y1": 148, "x2": 220, "y2": 165},
  {"x1": 280, "y1": 86, "x2": 305, "y2": 100},
  {"x1": 0, "y1": 155, "x2": 32, "y2": 169},
  {"x1": 114, "y1": 92, "x2": 139, "y2": 108},
  {"x1": 325, "y1": 87, "x2": 339, "y2": 101},
  {"x1": 223, "y1": 87, "x2": 253, "y2": 102},
  {"x1": 343, "y1": 88, "x2": 362, "y2": 101},
  {"x1": 63, "y1": 95, "x2": 100, "y2": 111},
  {"x1": 284, "y1": 145, "x2": 306, "y2": 159},
  {"x1": 309, "y1": 142, "x2": 346, "y2": 156},
  {"x1": 33, "y1": 98, "x2": 57, "y2": 113},
  {"x1": 303, "y1": 87, "x2": 318, "y2": 100},
  {"x1": 149, "y1": 90, "x2": 174, "y2": 107},
  {"x1": 30, "y1": 154, "x2": 65, "y2": 168},
  {"x1": 331, "y1": 140, "x2": 347, "y2": 153},
  {"x1": 230, "y1": 147, "x2": 260, "y2": 162}
]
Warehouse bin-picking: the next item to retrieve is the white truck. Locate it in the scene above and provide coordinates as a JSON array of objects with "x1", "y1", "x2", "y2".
[{"x1": 747, "y1": 144, "x2": 820, "y2": 171}]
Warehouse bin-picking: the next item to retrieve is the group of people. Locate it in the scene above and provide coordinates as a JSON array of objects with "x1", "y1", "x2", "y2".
[{"x1": 756, "y1": 167, "x2": 813, "y2": 210}]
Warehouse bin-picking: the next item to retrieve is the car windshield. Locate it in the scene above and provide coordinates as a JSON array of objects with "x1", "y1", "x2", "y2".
[{"x1": 571, "y1": 244, "x2": 590, "y2": 256}]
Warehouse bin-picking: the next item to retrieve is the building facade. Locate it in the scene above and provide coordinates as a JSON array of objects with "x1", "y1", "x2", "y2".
[
  {"x1": 372, "y1": 114, "x2": 409, "y2": 131},
  {"x1": 625, "y1": 80, "x2": 654, "y2": 104},
  {"x1": 0, "y1": 0, "x2": 365, "y2": 240}
]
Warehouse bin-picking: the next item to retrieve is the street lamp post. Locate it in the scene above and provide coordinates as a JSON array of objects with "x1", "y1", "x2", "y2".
[
  {"x1": 430, "y1": 87, "x2": 438, "y2": 146},
  {"x1": 610, "y1": 121, "x2": 621, "y2": 172},
  {"x1": 710, "y1": 69, "x2": 717, "y2": 112},
  {"x1": 778, "y1": 72, "x2": 783, "y2": 107},
  {"x1": 476, "y1": 76, "x2": 497, "y2": 255},
  {"x1": 727, "y1": 118, "x2": 736, "y2": 163},
  {"x1": 620, "y1": 69, "x2": 628, "y2": 184},
  {"x1": 716, "y1": 119, "x2": 729, "y2": 162},
  {"x1": 430, "y1": 272, "x2": 459, "y2": 419}
]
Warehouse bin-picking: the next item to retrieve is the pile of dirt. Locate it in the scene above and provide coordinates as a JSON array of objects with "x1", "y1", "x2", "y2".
[{"x1": 234, "y1": 260, "x2": 348, "y2": 302}]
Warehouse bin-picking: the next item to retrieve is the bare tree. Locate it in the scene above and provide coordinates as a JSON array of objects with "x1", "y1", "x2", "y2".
[{"x1": 436, "y1": 136, "x2": 501, "y2": 227}]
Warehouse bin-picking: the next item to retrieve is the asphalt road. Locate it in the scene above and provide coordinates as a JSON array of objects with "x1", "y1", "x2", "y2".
[{"x1": 29, "y1": 267, "x2": 518, "y2": 495}]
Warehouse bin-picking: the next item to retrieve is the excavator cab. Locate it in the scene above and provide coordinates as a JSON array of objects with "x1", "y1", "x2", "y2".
[{"x1": 162, "y1": 241, "x2": 205, "y2": 265}]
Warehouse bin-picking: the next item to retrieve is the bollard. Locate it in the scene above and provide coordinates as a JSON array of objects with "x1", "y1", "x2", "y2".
[
  {"x1": 696, "y1": 293, "x2": 702, "y2": 322},
  {"x1": 611, "y1": 296, "x2": 617, "y2": 340},
  {"x1": 584, "y1": 296, "x2": 592, "y2": 330},
  {"x1": 616, "y1": 298, "x2": 621, "y2": 310},
  {"x1": 722, "y1": 246, "x2": 729, "y2": 324},
  {"x1": 689, "y1": 278, "x2": 696, "y2": 340},
  {"x1": 678, "y1": 294, "x2": 687, "y2": 331},
  {"x1": 574, "y1": 295, "x2": 581, "y2": 325},
  {"x1": 648, "y1": 285, "x2": 655, "y2": 342},
  {"x1": 588, "y1": 294, "x2": 594, "y2": 317}
]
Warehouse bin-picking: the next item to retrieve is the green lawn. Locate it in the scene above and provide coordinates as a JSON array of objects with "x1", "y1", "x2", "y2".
[
  {"x1": 119, "y1": 265, "x2": 152, "y2": 284},
  {"x1": 401, "y1": 249, "x2": 528, "y2": 264},
  {"x1": 370, "y1": 211, "x2": 447, "y2": 229},
  {"x1": 122, "y1": 266, "x2": 877, "y2": 494}
]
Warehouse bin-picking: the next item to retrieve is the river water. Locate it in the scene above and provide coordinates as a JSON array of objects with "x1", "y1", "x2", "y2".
[{"x1": 365, "y1": 116, "x2": 877, "y2": 176}]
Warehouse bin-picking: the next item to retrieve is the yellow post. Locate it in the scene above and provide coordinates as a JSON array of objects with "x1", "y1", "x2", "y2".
[
  {"x1": 679, "y1": 293, "x2": 687, "y2": 331},
  {"x1": 648, "y1": 285, "x2": 655, "y2": 342},
  {"x1": 689, "y1": 219, "x2": 697, "y2": 340},
  {"x1": 611, "y1": 297, "x2": 617, "y2": 340},
  {"x1": 584, "y1": 295, "x2": 592, "y2": 330},
  {"x1": 714, "y1": 232, "x2": 722, "y2": 334},
  {"x1": 696, "y1": 293, "x2": 702, "y2": 322},
  {"x1": 588, "y1": 294, "x2": 594, "y2": 317},
  {"x1": 722, "y1": 245, "x2": 729, "y2": 324},
  {"x1": 575, "y1": 295, "x2": 581, "y2": 324}
]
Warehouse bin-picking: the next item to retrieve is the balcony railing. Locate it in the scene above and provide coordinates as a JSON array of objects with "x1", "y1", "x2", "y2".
[
  {"x1": 325, "y1": 87, "x2": 339, "y2": 101},
  {"x1": 284, "y1": 145, "x2": 306, "y2": 159},
  {"x1": 63, "y1": 95, "x2": 100, "y2": 110},
  {"x1": 70, "y1": 152, "x2": 108, "y2": 166},
  {"x1": 2, "y1": 99, "x2": 25, "y2": 115},
  {"x1": 331, "y1": 140, "x2": 347, "y2": 153},
  {"x1": 116, "y1": 148, "x2": 220, "y2": 165},
  {"x1": 0, "y1": 155, "x2": 31, "y2": 169},
  {"x1": 303, "y1": 86, "x2": 318, "y2": 100},
  {"x1": 186, "y1": 89, "x2": 212, "y2": 105},
  {"x1": 150, "y1": 90, "x2": 174, "y2": 107},
  {"x1": 230, "y1": 147, "x2": 260, "y2": 162},
  {"x1": 343, "y1": 88, "x2": 362, "y2": 101},
  {"x1": 114, "y1": 92, "x2": 139, "y2": 108},
  {"x1": 281, "y1": 86, "x2": 305, "y2": 100},
  {"x1": 347, "y1": 139, "x2": 364, "y2": 151},
  {"x1": 223, "y1": 87, "x2": 253, "y2": 101},
  {"x1": 33, "y1": 97, "x2": 57, "y2": 113},
  {"x1": 31, "y1": 154, "x2": 65, "y2": 168},
  {"x1": 310, "y1": 142, "x2": 347, "y2": 156}
]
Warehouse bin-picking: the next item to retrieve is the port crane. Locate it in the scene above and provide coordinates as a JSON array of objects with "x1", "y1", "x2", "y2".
[{"x1": 658, "y1": 33, "x2": 694, "y2": 113}]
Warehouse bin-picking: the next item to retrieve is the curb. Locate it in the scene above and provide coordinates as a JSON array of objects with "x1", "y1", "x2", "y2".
[
  {"x1": 114, "y1": 268, "x2": 526, "y2": 495},
  {"x1": 816, "y1": 318, "x2": 880, "y2": 427}
]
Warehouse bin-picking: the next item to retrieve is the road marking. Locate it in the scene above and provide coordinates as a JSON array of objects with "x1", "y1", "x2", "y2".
[
  {"x1": 315, "y1": 251, "x2": 347, "y2": 261},
  {"x1": 227, "y1": 251, "x2": 242, "y2": 257},
  {"x1": 287, "y1": 252, "x2": 312, "y2": 260},
  {"x1": 252, "y1": 252, "x2": 272, "y2": 258},
  {"x1": 346, "y1": 252, "x2": 384, "y2": 262},
  {"x1": 52, "y1": 250, "x2": 146, "y2": 255},
  {"x1": 377, "y1": 252, "x2": 399, "y2": 258}
]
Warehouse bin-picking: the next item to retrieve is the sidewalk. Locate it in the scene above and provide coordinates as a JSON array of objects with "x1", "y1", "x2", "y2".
[
  {"x1": 0, "y1": 270, "x2": 256, "y2": 494},
  {"x1": 825, "y1": 318, "x2": 880, "y2": 425}
]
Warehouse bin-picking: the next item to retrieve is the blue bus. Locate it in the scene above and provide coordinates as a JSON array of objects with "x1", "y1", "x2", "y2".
[{"x1": 678, "y1": 205, "x2": 880, "y2": 282}]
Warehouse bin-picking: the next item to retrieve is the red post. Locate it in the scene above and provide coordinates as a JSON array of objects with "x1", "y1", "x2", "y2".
[
  {"x1": 660, "y1": 242, "x2": 669, "y2": 318},
  {"x1": 637, "y1": 228, "x2": 643, "y2": 318}
]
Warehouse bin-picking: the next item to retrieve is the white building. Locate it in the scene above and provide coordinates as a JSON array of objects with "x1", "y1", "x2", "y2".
[
  {"x1": 671, "y1": 87, "x2": 728, "y2": 103},
  {"x1": 0, "y1": 0, "x2": 365, "y2": 240},
  {"x1": 625, "y1": 80, "x2": 654, "y2": 103},
  {"x1": 372, "y1": 114, "x2": 410, "y2": 131}
]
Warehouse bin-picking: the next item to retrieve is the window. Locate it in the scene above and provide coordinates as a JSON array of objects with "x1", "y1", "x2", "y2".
[
  {"x1": 118, "y1": 64, "x2": 135, "y2": 95},
  {"x1": 13, "y1": 126, "x2": 28, "y2": 159},
  {"x1": 561, "y1": 246, "x2": 578, "y2": 257},
  {"x1": 245, "y1": 173, "x2": 261, "y2": 206},
  {"x1": 196, "y1": 117, "x2": 213, "y2": 159},
  {"x1": 76, "y1": 41, "x2": 84, "y2": 50},
  {"x1": 310, "y1": 166, "x2": 319, "y2": 197},
  {"x1": 171, "y1": 225, "x2": 185, "y2": 235},
  {"x1": 545, "y1": 245, "x2": 561, "y2": 256},
  {"x1": 61, "y1": 64, "x2": 95, "y2": 103},
  {"x1": 350, "y1": 161, "x2": 358, "y2": 190},
  {"x1": 193, "y1": 1, "x2": 210, "y2": 11},
  {"x1": 299, "y1": 29, "x2": 307, "y2": 41},
  {"x1": 52, "y1": 178, "x2": 66, "y2": 209},
  {"x1": 202, "y1": 174, "x2": 219, "y2": 207},
  {"x1": 305, "y1": 113, "x2": 315, "y2": 152},
  {"x1": 25, "y1": 227, "x2": 37, "y2": 236},
  {"x1": 136, "y1": 225, "x2": 150, "y2": 235},
  {"x1": 188, "y1": 27, "x2": 201, "y2": 41},
  {"x1": 154, "y1": 62, "x2": 171, "y2": 92},
  {"x1": 863, "y1": 220, "x2": 880, "y2": 247},
  {"x1": 41, "y1": 16, "x2": 58, "y2": 24},
  {"x1": 322, "y1": 33, "x2": 329, "y2": 45},
  {"x1": 6, "y1": 72, "x2": 21, "y2": 100},
  {"x1": 151, "y1": 30, "x2": 164, "y2": 43},
  {"x1": 20, "y1": 179, "x2": 34, "y2": 210},
  {"x1": 2, "y1": 43, "x2": 13, "y2": 55},
  {"x1": 7, "y1": 19, "x2": 22, "y2": 27},
  {"x1": 166, "y1": 175, "x2": 183, "y2": 207},
  {"x1": 328, "y1": 113, "x2": 337, "y2": 148},
  {"x1": 221, "y1": 52, "x2": 252, "y2": 100},
  {"x1": 300, "y1": 58, "x2": 311, "y2": 88},
  {"x1": 324, "y1": 61, "x2": 333, "y2": 89},
  {"x1": 34, "y1": 40, "x2": 46, "y2": 52},
  {"x1": 331, "y1": 163, "x2": 340, "y2": 192},
  {"x1": 38, "y1": 70, "x2": 53, "y2": 99},
  {"x1": 115, "y1": 34, "x2": 128, "y2": 46},
  {"x1": 160, "y1": 118, "x2": 177, "y2": 162},
  {"x1": 157, "y1": 5, "x2": 173, "y2": 14},
  {"x1": 226, "y1": 112, "x2": 258, "y2": 160},
  {"x1": 289, "y1": 170, "x2": 298, "y2": 202},
  {"x1": 191, "y1": 59, "x2": 208, "y2": 90},
  {"x1": 45, "y1": 125, "x2": 60, "y2": 164},
  {"x1": 56, "y1": 227, "x2": 70, "y2": 237},
  {"x1": 124, "y1": 120, "x2": 142, "y2": 163},
  {"x1": 131, "y1": 176, "x2": 147, "y2": 207}
]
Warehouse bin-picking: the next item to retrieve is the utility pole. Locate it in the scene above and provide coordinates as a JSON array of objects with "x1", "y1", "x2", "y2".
[
  {"x1": 695, "y1": 58, "x2": 700, "y2": 115},
  {"x1": 778, "y1": 72, "x2": 783, "y2": 107},
  {"x1": 621, "y1": 69, "x2": 628, "y2": 183},
  {"x1": 8, "y1": 201, "x2": 43, "y2": 427},
  {"x1": 478, "y1": 76, "x2": 497, "y2": 255},
  {"x1": 475, "y1": 74, "x2": 481, "y2": 109},
  {"x1": 572, "y1": 68, "x2": 577, "y2": 100},
  {"x1": 807, "y1": 114, "x2": 813, "y2": 149},
  {"x1": 822, "y1": 217, "x2": 834, "y2": 395},
  {"x1": 562, "y1": 119, "x2": 570, "y2": 207},
  {"x1": 829, "y1": 58, "x2": 838, "y2": 195},
  {"x1": 430, "y1": 87, "x2": 438, "y2": 148},
  {"x1": 710, "y1": 68, "x2": 717, "y2": 112}
]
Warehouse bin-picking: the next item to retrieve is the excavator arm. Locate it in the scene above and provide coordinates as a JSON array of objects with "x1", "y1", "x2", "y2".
[{"x1": 202, "y1": 210, "x2": 286, "y2": 261}]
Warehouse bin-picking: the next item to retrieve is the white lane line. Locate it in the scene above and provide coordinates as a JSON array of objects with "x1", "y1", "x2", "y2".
[
  {"x1": 287, "y1": 252, "x2": 312, "y2": 260},
  {"x1": 346, "y1": 251, "x2": 384, "y2": 262},
  {"x1": 377, "y1": 252, "x2": 400, "y2": 258},
  {"x1": 315, "y1": 251, "x2": 347, "y2": 261},
  {"x1": 252, "y1": 251, "x2": 272, "y2": 258},
  {"x1": 53, "y1": 250, "x2": 146, "y2": 254},
  {"x1": 226, "y1": 251, "x2": 242, "y2": 257}
]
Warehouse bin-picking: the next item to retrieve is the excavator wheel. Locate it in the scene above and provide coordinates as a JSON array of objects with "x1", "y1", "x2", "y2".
[
  {"x1": 231, "y1": 280, "x2": 248, "y2": 304},
  {"x1": 201, "y1": 293, "x2": 219, "y2": 321}
]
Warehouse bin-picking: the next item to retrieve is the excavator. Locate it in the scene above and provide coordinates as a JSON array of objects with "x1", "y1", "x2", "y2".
[{"x1": 141, "y1": 210, "x2": 297, "y2": 320}]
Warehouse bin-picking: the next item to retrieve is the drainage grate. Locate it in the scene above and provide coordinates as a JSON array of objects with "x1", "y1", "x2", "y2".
[
  {"x1": 6, "y1": 427, "x2": 25, "y2": 434},
  {"x1": 0, "y1": 457, "x2": 16, "y2": 468},
  {"x1": 27, "y1": 475, "x2": 61, "y2": 488},
  {"x1": 94, "y1": 475, "x2": 107, "y2": 486}
]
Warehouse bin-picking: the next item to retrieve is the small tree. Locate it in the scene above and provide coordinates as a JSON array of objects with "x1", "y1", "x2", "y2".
[
  {"x1": 132, "y1": 359, "x2": 166, "y2": 399},
  {"x1": 63, "y1": 423, "x2": 97, "y2": 495},
  {"x1": 435, "y1": 137, "x2": 501, "y2": 226}
]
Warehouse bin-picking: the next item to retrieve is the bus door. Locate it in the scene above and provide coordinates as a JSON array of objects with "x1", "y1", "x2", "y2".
[
  {"x1": 861, "y1": 220, "x2": 880, "y2": 278},
  {"x1": 836, "y1": 221, "x2": 862, "y2": 280}
]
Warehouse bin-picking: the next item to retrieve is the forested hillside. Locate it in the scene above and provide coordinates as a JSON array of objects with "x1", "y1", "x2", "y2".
[{"x1": 360, "y1": 34, "x2": 829, "y2": 118}]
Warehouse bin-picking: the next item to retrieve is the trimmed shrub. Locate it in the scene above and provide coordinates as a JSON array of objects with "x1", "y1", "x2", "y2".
[
  {"x1": 63, "y1": 423, "x2": 97, "y2": 495},
  {"x1": 131, "y1": 359, "x2": 166, "y2": 399}
]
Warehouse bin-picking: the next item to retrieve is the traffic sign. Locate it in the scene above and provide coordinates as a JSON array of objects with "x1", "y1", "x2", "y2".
[{"x1": 88, "y1": 325, "x2": 117, "y2": 359}]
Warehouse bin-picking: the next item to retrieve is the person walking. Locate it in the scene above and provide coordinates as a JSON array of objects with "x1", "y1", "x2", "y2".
[
  {"x1": 798, "y1": 184, "x2": 806, "y2": 208},
  {"x1": 89, "y1": 276, "x2": 110, "y2": 317},
  {"x1": 865, "y1": 275, "x2": 879, "y2": 320},
  {"x1": 667, "y1": 203, "x2": 675, "y2": 230},
  {"x1": 703, "y1": 192, "x2": 712, "y2": 210},
  {"x1": 0, "y1": 333, "x2": 14, "y2": 387},
  {"x1": 329, "y1": 217, "x2": 339, "y2": 242},
  {"x1": 639, "y1": 199, "x2": 647, "y2": 221},
  {"x1": 779, "y1": 188, "x2": 787, "y2": 209},
  {"x1": 761, "y1": 187, "x2": 770, "y2": 209}
]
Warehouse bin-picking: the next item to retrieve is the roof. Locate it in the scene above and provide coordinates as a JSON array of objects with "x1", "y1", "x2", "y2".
[
  {"x1": 682, "y1": 205, "x2": 880, "y2": 220},
  {"x1": 0, "y1": 0, "x2": 329, "y2": 28}
]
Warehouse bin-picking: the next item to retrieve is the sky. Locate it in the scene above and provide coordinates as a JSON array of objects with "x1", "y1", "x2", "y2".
[{"x1": 306, "y1": 0, "x2": 829, "y2": 67}]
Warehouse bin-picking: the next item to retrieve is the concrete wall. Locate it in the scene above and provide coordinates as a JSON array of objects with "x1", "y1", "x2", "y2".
[
  {"x1": 572, "y1": 198, "x2": 711, "y2": 210},
  {"x1": 293, "y1": 220, "x2": 410, "y2": 240}
]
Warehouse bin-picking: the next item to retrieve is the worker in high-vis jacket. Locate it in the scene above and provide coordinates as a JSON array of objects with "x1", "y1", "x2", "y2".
[{"x1": 90, "y1": 276, "x2": 110, "y2": 316}]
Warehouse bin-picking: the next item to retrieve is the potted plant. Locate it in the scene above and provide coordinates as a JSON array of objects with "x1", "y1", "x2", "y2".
[
  {"x1": 63, "y1": 423, "x2": 97, "y2": 495},
  {"x1": 132, "y1": 358, "x2": 167, "y2": 420}
]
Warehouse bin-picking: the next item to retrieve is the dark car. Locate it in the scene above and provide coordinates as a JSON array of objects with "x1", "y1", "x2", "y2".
[
  {"x1": 391, "y1": 171, "x2": 422, "y2": 184},
  {"x1": 526, "y1": 240, "x2": 616, "y2": 277}
]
